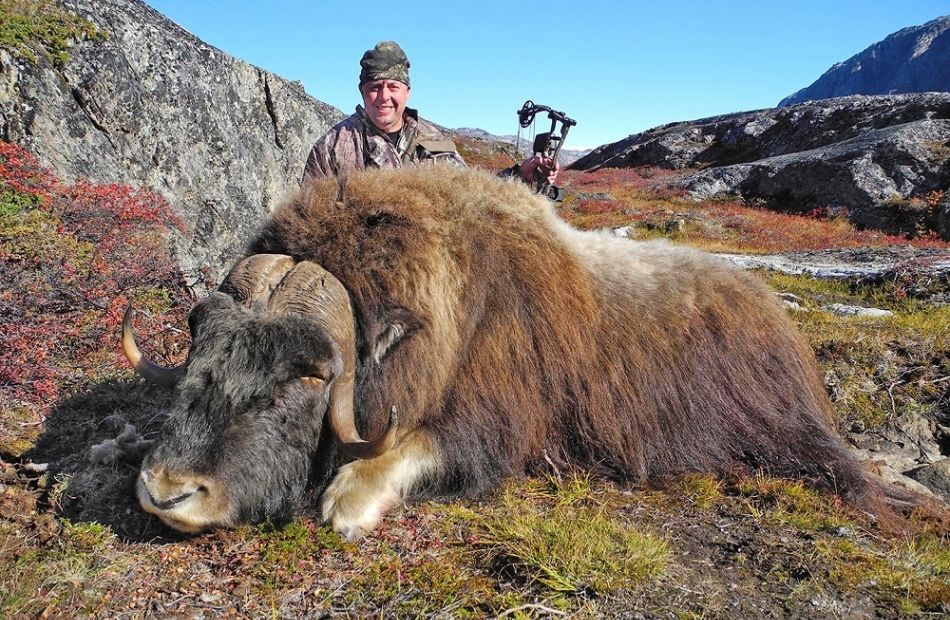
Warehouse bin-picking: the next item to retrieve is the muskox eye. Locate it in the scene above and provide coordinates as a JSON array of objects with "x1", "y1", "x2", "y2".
[{"x1": 300, "y1": 376, "x2": 326, "y2": 390}]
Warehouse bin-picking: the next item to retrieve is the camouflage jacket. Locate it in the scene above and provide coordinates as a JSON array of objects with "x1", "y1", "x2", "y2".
[{"x1": 302, "y1": 106, "x2": 466, "y2": 182}]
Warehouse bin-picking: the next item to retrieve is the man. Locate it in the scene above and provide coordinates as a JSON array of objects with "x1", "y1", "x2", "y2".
[{"x1": 303, "y1": 41, "x2": 558, "y2": 187}]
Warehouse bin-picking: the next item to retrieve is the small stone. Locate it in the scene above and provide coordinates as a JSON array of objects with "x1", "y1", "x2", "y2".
[
  {"x1": 823, "y1": 303, "x2": 893, "y2": 318},
  {"x1": 906, "y1": 458, "x2": 950, "y2": 499},
  {"x1": 664, "y1": 218, "x2": 685, "y2": 233},
  {"x1": 612, "y1": 226, "x2": 633, "y2": 237}
]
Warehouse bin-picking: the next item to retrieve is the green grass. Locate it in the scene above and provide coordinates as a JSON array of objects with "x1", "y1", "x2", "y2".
[
  {"x1": 669, "y1": 474, "x2": 725, "y2": 510},
  {"x1": 764, "y1": 271, "x2": 950, "y2": 430},
  {"x1": 815, "y1": 536, "x2": 950, "y2": 614},
  {"x1": 476, "y1": 476, "x2": 669, "y2": 593},
  {"x1": 766, "y1": 271, "x2": 950, "y2": 317},
  {"x1": 348, "y1": 548, "x2": 517, "y2": 618},
  {"x1": 0, "y1": 520, "x2": 138, "y2": 617},
  {"x1": 0, "y1": 0, "x2": 101, "y2": 67},
  {"x1": 305, "y1": 476, "x2": 668, "y2": 615},
  {"x1": 736, "y1": 475, "x2": 852, "y2": 532}
]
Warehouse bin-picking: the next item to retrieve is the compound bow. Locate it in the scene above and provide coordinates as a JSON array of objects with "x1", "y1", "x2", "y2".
[{"x1": 516, "y1": 100, "x2": 577, "y2": 198}]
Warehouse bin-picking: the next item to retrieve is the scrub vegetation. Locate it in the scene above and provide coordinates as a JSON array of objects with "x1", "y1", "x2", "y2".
[
  {"x1": 1, "y1": 143, "x2": 948, "y2": 617},
  {"x1": 557, "y1": 168, "x2": 948, "y2": 252},
  {"x1": 0, "y1": 0, "x2": 101, "y2": 67}
]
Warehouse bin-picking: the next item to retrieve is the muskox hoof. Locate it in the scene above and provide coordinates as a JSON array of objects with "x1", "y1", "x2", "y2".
[{"x1": 321, "y1": 461, "x2": 398, "y2": 540}]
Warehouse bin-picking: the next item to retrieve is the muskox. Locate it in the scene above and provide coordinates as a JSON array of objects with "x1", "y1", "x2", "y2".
[{"x1": 126, "y1": 164, "x2": 904, "y2": 537}]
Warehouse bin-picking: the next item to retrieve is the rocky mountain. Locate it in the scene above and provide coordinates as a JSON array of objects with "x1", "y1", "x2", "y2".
[
  {"x1": 1, "y1": 0, "x2": 344, "y2": 288},
  {"x1": 780, "y1": 16, "x2": 950, "y2": 106},
  {"x1": 571, "y1": 93, "x2": 950, "y2": 238},
  {"x1": 455, "y1": 127, "x2": 591, "y2": 166}
]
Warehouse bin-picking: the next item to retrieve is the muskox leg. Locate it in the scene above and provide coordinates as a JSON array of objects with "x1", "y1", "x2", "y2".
[{"x1": 321, "y1": 429, "x2": 441, "y2": 539}]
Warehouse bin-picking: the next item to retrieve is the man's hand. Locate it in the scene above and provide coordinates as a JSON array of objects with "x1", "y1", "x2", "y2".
[{"x1": 518, "y1": 155, "x2": 559, "y2": 186}]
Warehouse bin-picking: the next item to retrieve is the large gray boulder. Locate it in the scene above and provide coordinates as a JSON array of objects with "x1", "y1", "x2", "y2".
[
  {"x1": 779, "y1": 16, "x2": 950, "y2": 107},
  {"x1": 0, "y1": 0, "x2": 343, "y2": 288},
  {"x1": 570, "y1": 94, "x2": 950, "y2": 238},
  {"x1": 679, "y1": 115, "x2": 950, "y2": 236}
]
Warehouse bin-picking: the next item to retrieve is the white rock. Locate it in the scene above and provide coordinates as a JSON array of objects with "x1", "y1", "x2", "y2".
[
  {"x1": 612, "y1": 226, "x2": 633, "y2": 237},
  {"x1": 823, "y1": 303, "x2": 893, "y2": 317}
]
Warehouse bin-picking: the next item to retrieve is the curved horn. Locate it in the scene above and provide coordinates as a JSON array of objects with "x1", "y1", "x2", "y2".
[
  {"x1": 219, "y1": 254, "x2": 296, "y2": 310},
  {"x1": 269, "y1": 261, "x2": 397, "y2": 459},
  {"x1": 332, "y1": 406, "x2": 398, "y2": 460},
  {"x1": 122, "y1": 305, "x2": 183, "y2": 386}
]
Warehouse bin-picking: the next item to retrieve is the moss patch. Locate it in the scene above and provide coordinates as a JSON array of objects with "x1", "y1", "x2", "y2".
[
  {"x1": 815, "y1": 536, "x2": 950, "y2": 614},
  {"x1": 0, "y1": 0, "x2": 101, "y2": 67},
  {"x1": 0, "y1": 519, "x2": 141, "y2": 617}
]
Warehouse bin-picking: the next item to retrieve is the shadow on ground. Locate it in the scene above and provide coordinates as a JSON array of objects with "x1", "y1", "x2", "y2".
[{"x1": 25, "y1": 378, "x2": 184, "y2": 543}]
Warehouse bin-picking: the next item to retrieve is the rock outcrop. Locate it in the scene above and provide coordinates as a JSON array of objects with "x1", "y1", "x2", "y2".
[
  {"x1": 1, "y1": 0, "x2": 344, "y2": 287},
  {"x1": 571, "y1": 94, "x2": 950, "y2": 238},
  {"x1": 779, "y1": 16, "x2": 950, "y2": 107}
]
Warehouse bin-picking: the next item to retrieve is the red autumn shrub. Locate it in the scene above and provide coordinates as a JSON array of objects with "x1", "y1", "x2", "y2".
[
  {"x1": 575, "y1": 199, "x2": 627, "y2": 215},
  {"x1": 559, "y1": 164, "x2": 950, "y2": 253},
  {"x1": 0, "y1": 141, "x2": 57, "y2": 198},
  {"x1": 0, "y1": 142, "x2": 192, "y2": 412},
  {"x1": 563, "y1": 166, "x2": 687, "y2": 193}
]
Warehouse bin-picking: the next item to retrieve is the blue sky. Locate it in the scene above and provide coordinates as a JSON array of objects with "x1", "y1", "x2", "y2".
[{"x1": 145, "y1": 1, "x2": 948, "y2": 149}]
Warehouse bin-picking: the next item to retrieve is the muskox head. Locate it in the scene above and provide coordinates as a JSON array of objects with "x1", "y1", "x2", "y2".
[{"x1": 123, "y1": 254, "x2": 396, "y2": 533}]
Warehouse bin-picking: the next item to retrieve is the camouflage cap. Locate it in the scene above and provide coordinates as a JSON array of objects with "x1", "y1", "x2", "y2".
[{"x1": 359, "y1": 41, "x2": 410, "y2": 88}]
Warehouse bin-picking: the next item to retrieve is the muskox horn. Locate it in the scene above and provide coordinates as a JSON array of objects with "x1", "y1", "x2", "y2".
[
  {"x1": 268, "y1": 260, "x2": 397, "y2": 459},
  {"x1": 122, "y1": 305, "x2": 183, "y2": 386},
  {"x1": 218, "y1": 253, "x2": 296, "y2": 310}
]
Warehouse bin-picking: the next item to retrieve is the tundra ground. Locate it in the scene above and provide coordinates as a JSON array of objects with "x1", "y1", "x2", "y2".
[{"x1": 1, "y1": 150, "x2": 949, "y2": 618}]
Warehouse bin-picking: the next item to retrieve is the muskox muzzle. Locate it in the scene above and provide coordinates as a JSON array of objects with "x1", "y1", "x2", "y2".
[{"x1": 124, "y1": 254, "x2": 397, "y2": 532}]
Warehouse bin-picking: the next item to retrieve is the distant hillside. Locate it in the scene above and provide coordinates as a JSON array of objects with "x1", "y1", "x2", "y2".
[
  {"x1": 780, "y1": 16, "x2": 950, "y2": 106},
  {"x1": 455, "y1": 127, "x2": 591, "y2": 166},
  {"x1": 570, "y1": 93, "x2": 950, "y2": 239}
]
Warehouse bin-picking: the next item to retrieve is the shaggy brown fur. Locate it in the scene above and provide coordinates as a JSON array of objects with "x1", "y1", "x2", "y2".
[{"x1": 251, "y1": 164, "x2": 894, "y2": 521}]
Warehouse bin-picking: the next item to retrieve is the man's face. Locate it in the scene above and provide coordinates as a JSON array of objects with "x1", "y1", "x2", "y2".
[{"x1": 360, "y1": 79, "x2": 410, "y2": 133}]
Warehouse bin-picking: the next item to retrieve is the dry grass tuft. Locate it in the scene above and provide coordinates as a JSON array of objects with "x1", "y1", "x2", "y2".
[{"x1": 475, "y1": 476, "x2": 668, "y2": 593}]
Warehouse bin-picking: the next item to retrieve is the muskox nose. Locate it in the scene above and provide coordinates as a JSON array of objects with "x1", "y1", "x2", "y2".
[
  {"x1": 139, "y1": 466, "x2": 203, "y2": 510},
  {"x1": 136, "y1": 464, "x2": 232, "y2": 533}
]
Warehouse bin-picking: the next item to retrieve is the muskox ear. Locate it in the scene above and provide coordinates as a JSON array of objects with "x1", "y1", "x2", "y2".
[{"x1": 369, "y1": 307, "x2": 422, "y2": 365}]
